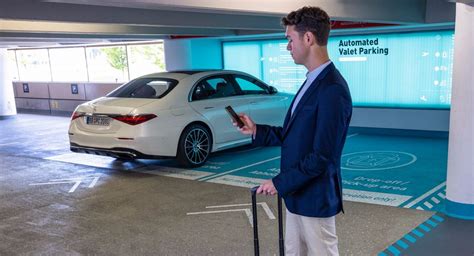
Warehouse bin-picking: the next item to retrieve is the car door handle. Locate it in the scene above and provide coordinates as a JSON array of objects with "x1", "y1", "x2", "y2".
[
  {"x1": 250, "y1": 102, "x2": 257, "y2": 105},
  {"x1": 204, "y1": 106, "x2": 214, "y2": 109}
]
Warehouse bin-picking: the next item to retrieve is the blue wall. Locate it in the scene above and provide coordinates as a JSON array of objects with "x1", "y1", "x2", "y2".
[{"x1": 162, "y1": 27, "x2": 452, "y2": 132}]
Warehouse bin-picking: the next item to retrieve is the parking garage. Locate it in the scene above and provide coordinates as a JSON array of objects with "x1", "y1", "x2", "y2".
[{"x1": 1, "y1": 1, "x2": 473, "y2": 255}]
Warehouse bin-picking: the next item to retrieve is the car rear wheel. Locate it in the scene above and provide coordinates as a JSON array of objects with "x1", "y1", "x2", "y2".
[{"x1": 177, "y1": 124, "x2": 212, "y2": 167}]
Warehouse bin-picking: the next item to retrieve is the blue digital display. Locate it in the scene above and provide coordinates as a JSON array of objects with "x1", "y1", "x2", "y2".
[{"x1": 223, "y1": 30, "x2": 454, "y2": 108}]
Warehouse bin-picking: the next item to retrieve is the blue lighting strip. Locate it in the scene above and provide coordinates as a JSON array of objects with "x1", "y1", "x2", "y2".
[
  {"x1": 445, "y1": 200, "x2": 474, "y2": 220},
  {"x1": 377, "y1": 214, "x2": 445, "y2": 256}
]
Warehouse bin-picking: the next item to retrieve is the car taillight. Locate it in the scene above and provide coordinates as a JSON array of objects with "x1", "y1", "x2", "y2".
[
  {"x1": 71, "y1": 111, "x2": 85, "y2": 120},
  {"x1": 112, "y1": 114, "x2": 157, "y2": 126}
]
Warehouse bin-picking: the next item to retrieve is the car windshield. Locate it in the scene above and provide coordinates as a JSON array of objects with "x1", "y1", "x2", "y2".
[{"x1": 107, "y1": 78, "x2": 178, "y2": 99}]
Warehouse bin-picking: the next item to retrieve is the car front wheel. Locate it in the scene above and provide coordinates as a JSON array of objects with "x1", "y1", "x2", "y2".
[{"x1": 177, "y1": 124, "x2": 212, "y2": 167}]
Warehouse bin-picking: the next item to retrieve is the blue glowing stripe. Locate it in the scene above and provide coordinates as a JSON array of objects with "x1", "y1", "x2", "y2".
[
  {"x1": 431, "y1": 214, "x2": 444, "y2": 222},
  {"x1": 412, "y1": 229, "x2": 424, "y2": 238},
  {"x1": 446, "y1": 199, "x2": 474, "y2": 220},
  {"x1": 426, "y1": 219, "x2": 438, "y2": 228},
  {"x1": 418, "y1": 224, "x2": 431, "y2": 232},
  {"x1": 379, "y1": 214, "x2": 446, "y2": 256},
  {"x1": 403, "y1": 234, "x2": 417, "y2": 243},
  {"x1": 387, "y1": 245, "x2": 401, "y2": 255},
  {"x1": 396, "y1": 240, "x2": 409, "y2": 249}
]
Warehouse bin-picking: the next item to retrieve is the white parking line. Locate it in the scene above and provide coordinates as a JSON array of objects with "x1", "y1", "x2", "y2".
[
  {"x1": 29, "y1": 180, "x2": 82, "y2": 193},
  {"x1": 423, "y1": 201, "x2": 433, "y2": 209},
  {"x1": 88, "y1": 175, "x2": 101, "y2": 188},
  {"x1": 206, "y1": 203, "x2": 275, "y2": 220},
  {"x1": 199, "y1": 156, "x2": 281, "y2": 181},
  {"x1": 403, "y1": 182, "x2": 446, "y2": 208},
  {"x1": 187, "y1": 209, "x2": 254, "y2": 226},
  {"x1": 68, "y1": 180, "x2": 82, "y2": 193},
  {"x1": 187, "y1": 208, "x2": 248, "y2": 215}
]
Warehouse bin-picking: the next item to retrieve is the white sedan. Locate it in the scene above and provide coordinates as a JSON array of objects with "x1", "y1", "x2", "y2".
[{"x1": 68, "y1": 70, "x2": 292, "y2": 167}]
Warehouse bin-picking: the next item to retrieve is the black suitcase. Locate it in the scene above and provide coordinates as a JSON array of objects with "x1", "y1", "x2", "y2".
[{"x1": 251, "y1": 186, "x2": 285, "y2": 256}]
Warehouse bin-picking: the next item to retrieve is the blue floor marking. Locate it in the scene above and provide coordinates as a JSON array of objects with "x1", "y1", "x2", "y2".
[
  {"x1": 130, "y1": 132, "x2": 449, "y2": 212},
  {"x1": 412, "y1": 229, "x2": 424, "y2": 238},
  {"x1": 400, "y1": 183, "x2": 447, "y2": 211},
  {"x1": 419, "y1": 223, "x2": 431, "y2": 232},
  {"x1": 340, "y1": 133, "x2": 447, "y2": 209},
  {"x1": 378, "y1": 252, "x2": 388, "y2": 256},
  {"x1": 396, "y1": 240, "x2": 409, "y2": 249},
  {"x1": 106, "y1": 132, "x2": 449, "y2": 212},
  {"x1": 426, "y1": 219, "x2": 438, "y2": 228},
  {"x1": 403, "y1": 234, "x2": 416, "y2": 243},
  {"x1": 387, "y1": 245, "x2": 401, "y2": 255},
  {"x1": 431, "y1": 214, "x2": 444, "y2": 222},
  {"x1": 194, "y1": 133, "x2": 448, "y2": 211},
  {"x1": 379, "y1": 214, "x2": 446, "y2": 255},
  {"x1": 197, "y1": 155, "x2": 281, "y2": 182}
]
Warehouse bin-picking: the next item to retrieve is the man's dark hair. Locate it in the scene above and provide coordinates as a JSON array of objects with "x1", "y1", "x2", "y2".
[{"x1": 281, "y1": 6, "x2": 331, "y2": 46}]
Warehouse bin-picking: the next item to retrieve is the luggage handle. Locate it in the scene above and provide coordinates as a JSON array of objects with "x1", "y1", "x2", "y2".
[{"x1": 251, "y1": 186, "x2": 285, "y2": 256}]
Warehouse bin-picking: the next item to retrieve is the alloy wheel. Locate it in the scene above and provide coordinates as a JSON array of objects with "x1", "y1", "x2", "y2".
[{"x1": 183, "y1": 127, "x2": 210, "y2": 165}]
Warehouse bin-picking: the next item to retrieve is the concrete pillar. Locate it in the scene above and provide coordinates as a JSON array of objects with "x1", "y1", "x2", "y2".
[
  {"x1": 0, "y1": 48, "x2": 17, "y2": 117},
  {"x1": 446, "y1": 3, "x2": 474, "y2": 220}
]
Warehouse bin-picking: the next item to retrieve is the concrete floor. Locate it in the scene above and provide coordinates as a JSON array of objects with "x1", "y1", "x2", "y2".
[
  {"x1": 0, "y1": 153, "x2": 433, "y2": 255},
  {"x1": 0, "y1": 114, "x2": 471, "y2": 255}
]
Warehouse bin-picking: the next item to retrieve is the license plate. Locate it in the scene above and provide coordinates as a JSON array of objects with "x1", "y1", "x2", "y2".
[{"x1": 85, "y1": 115, "x2": 110, "y2": 126}]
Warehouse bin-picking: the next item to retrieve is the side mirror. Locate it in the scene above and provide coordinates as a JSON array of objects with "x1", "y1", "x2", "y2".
[{"x1": 268, "y1": 86, "x2": 278, "y2": 94}]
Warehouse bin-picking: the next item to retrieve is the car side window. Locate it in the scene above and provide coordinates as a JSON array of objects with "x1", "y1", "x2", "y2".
[
  {"x1": 234, "y1": 76, "x2": 267, "y2": 95},
  {"x1": 108, "y1": 78, "x2": 177, "y2": 99},
  {"x1": 192, "y1": 77, "x2": 237, "y2": 101}
]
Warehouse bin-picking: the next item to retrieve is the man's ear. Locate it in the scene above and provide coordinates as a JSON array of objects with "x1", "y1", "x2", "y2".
[{"x1": 305, "y1": 32, "x2": 316, "y2": 45}]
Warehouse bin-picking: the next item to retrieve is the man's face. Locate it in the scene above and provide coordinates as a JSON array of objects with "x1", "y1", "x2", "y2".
[{"x1": 285, "y1": 25, "x2": 308, "y2": 65}]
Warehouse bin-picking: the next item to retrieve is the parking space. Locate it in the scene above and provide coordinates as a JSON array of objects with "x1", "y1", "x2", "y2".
[
  {"x1": 189, "y1": 133, "x2": 448, "y2": 213},
  {"x1": 341, "y1": 133, "x2": 448, "y2": 212}
]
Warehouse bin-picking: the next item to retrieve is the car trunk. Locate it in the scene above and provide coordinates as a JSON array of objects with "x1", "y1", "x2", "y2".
[
  {"x1": 73, "y1": 97, "x2": 157, "y2": 134},
  {"x1": 84, "y1": 97, "x2": 156, "y2": 115}
]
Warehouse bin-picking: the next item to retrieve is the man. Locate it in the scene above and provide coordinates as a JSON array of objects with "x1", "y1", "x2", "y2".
[{"x1": 235, "y1": 6, "x2": 352, "y2": 256}]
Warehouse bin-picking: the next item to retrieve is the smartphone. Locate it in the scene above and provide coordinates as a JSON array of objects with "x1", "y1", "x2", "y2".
[{"x1": 225, "y1": 105, "x2": 245, "y2": 128}]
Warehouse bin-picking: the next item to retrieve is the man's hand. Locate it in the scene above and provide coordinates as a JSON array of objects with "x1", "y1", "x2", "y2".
[
  {"x1": 232, "y1": 113, "x2": 256, "y2": 137},
  {"x1": 256, "y1": 179, "x2": 277, "y2": 195}
]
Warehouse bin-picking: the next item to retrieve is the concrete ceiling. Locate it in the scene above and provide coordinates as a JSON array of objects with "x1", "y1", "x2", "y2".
[{"x1": 0, "y1": 0, "x2": 459, "y2": 48}]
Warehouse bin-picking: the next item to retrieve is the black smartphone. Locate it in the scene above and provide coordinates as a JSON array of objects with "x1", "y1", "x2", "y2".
[{"x1": 225, "y1": 105, "x2": 245, "y2": 128}]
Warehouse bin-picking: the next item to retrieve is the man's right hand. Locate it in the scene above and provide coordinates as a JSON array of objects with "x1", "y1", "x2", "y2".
[{"x1": 233, "y1": 113, "x2": 256, "y2": 137}]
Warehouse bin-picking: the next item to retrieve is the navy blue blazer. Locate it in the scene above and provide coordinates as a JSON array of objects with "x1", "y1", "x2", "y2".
[{"x1": 253, "y1": 63, "x2": 352, "y2": 217}]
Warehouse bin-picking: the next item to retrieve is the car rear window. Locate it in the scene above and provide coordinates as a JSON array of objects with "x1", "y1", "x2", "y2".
[{"x1": 107, "y1": 78, "x2": 178, "y2": 98}]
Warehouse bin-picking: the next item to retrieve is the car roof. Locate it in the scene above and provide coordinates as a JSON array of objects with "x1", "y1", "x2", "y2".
[
  {"x1": 139, "y1": 69, "x2": 251, "y2": 80},
  {"x1": 168, "y1": 70, "x2": 220, "y2": 75}
]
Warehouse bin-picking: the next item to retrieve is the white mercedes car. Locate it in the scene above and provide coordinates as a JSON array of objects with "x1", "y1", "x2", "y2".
[{"x1": 68, "y1": 70, "x2": 292, "y2": 167}]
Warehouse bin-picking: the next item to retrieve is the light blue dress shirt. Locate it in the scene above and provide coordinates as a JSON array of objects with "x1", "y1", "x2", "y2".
[{"x1": 291, "y1": 61, "x2": 332, "y2": 116}]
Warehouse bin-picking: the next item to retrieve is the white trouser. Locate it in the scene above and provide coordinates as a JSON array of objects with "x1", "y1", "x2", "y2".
[{"x1": 285, "y1": 209, "x2": 339, "y2": 256}]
